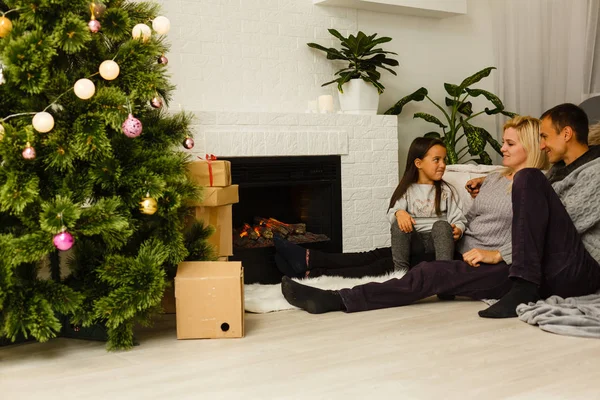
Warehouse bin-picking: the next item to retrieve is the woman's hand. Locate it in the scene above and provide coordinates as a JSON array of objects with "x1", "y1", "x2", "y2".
[
  {"x1": 465, "y1": 176, "x2": 486, "y2": 198},
  {"x1": 451, "y1": 224, "x2": 462, "y2": 241},
  {"x1": 395, "y1": 210, "x2": 416, "y2": 233},
  {"x1": 462, "y1": 248, "x2": 502, "y2": 267}
]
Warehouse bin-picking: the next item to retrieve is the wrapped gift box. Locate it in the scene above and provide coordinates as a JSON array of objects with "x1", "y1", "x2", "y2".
[{"x1": 187, "y1": 160, "x2": 231, "y2": 187}]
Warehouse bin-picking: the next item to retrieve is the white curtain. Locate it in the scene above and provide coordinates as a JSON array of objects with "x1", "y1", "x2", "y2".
[
  {"x1": 584, "y1": 0, "x2": 600, "y2": 98},
  {"x1": 489, "y1": 0, "x2": 599, "y2": 118}
]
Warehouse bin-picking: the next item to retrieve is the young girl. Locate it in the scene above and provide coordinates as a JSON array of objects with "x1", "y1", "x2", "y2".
[
  {"x1": 273, "y1": 137, "x2": 467, "y2": 280},
  {"x1": 387, "y1": 137, "x2": 467, "y2": 272}
]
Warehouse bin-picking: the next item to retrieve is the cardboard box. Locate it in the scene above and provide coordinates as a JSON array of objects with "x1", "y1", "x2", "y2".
[
  {"x1": 188, "y1": 160, "x2": 232, "y2": 187},
  {"x1": 191, "y1": 205, "x2": 233, "y2": 256},
  {"x1": 175, "y1": 261, "x2": 244, "y2": 339},
  {"x1": 198, "y1": 185, "x2": 239, "y2": 207}
]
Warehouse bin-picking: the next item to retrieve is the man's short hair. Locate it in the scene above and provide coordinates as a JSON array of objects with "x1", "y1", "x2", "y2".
[{"x1": 540, "y1": 103, "x2": 589, "y2": 145}]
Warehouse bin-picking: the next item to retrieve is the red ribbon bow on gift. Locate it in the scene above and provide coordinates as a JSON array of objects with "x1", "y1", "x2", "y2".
[{"x1": 198, "y1": 154, "x2": 217, "y2": 186}]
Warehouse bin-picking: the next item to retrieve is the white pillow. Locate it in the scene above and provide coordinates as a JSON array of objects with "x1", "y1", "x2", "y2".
[
  {"x1": 445, "y1": 164, "x2": 504, "y2": 174},
  {"x1": 443, "y1": 165, "x2": 504, "y2": 213}
]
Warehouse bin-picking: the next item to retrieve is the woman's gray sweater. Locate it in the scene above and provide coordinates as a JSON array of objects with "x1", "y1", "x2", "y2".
[{"x1": 457, "y1": 172, "x2": 514, "y2": 264}]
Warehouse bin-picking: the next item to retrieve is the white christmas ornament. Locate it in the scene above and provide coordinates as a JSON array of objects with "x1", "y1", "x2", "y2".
[
  {"x1": 74, "y1": 78, "x2": 96, "y2": 100},
  {"x1": 132, "y1": 24, "x2": 152, "y2": 42},
  {"x1": 99, "y1": 60, "x2": 120, "y2": 80},
  {"x1": 32, "y1": 112, "x2": 55, "y2": 133},
  {"x1": 152, "y1": 16, "x2": 170, "y2": 35}
]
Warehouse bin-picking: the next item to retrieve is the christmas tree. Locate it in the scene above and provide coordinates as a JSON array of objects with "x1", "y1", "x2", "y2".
[{"x1": 0, "y1": 0, "x2": 212, "y2": 350}]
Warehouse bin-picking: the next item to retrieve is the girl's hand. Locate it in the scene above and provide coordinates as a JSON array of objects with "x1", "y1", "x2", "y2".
[
  {"x1": 395, "y1": 210, "x2": 416, "y2": 233},
  {"x1": 462, "y1": 248, "x2": 502, "y2": 267},
  {"x1": 451, "y1": 224, "x2": 462, "y2": 241}
]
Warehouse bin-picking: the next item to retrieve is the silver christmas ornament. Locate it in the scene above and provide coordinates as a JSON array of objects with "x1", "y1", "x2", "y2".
[
  {"x1": 158, "y1": 55, "x2": 169, "y2": 65},
  {"x1": 150, "y1": 96, "x2": 163, "y2": 109},
  {"x1": 182, "y1": 137, "x2": 195, "y2": 149}
]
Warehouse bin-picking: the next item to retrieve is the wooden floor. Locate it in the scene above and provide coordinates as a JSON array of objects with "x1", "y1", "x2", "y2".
[{"x1": 2, "y1": 297, "x2": 600, "y2": 399}]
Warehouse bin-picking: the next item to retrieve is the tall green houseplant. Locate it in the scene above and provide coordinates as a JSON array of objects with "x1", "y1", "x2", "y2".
[
  {"x1": 385, "y1": 67, "x2": 516, "y2": 164},
  {"x1": 307, "y1": 29, "x2": 398, "y2": 94}
]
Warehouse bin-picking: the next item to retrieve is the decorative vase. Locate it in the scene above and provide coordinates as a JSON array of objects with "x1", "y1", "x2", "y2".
[{"x1": 338, "y1": 79, "x2": 380, "y2": 115}]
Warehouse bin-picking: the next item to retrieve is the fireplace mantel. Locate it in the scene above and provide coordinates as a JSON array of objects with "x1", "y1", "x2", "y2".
[
  {"x1": 188, "y1": 111, "x2": 399, "y2": 252},
  {"x1": 313, "y1": 0, "x2": 467, "y2": 18}
]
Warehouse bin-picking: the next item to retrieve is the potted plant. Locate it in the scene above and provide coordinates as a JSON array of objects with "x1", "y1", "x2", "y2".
[
  {"x1": 307, "y1": 29, "x2": 399, "y2": 114},
  {"x1": 384, "y1": 67, "x2": 516, "y2": 164}
]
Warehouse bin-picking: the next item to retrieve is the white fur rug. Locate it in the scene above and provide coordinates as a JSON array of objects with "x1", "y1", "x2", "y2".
[
  {"x1": 244, "y1": 271, "x2": 407, "y2": 313},
  {"x1": 244, "y1": 271, "x2": 497, "y2": 313}
]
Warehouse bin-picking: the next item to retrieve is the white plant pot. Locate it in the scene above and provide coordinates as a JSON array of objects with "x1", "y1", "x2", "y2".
[{"x1": 338, "y1": 79, "x2": 380, "y2": 115}]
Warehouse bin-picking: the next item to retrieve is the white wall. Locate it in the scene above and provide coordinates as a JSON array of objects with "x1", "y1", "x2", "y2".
[
  {"x1": 156, "y1": 0, "x2": 500, "y2": 168},
  {"x1": 155, "y1": 0, "x2": 356, "y2": 113},
  {"x1": 357, "y1": 1, "x2": 499, "y2": 168}
]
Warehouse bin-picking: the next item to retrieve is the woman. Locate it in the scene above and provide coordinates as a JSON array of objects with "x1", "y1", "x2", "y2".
[{"x1": 281, "y1": 115, "x2": 550, "y2": 314}]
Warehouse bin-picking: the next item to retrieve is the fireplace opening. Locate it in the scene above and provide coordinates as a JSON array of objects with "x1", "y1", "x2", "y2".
[{"x1": 225, "y1": 156, "x2": 342, "y2": 284}]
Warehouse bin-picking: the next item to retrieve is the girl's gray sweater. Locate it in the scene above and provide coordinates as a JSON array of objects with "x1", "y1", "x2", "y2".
[{"x1": 387, "y1": 183, "x2": 467, "y2": 235}]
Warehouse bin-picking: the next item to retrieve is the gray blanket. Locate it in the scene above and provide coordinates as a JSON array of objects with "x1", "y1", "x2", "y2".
[{"x1": 516, "y1": 291, "x2": 600, "y2": 338}]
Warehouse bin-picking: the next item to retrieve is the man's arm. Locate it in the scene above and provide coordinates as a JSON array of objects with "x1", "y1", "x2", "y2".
[
  {"x1": 555, "y1": 162, "x2": 600, "y2": 234},
  {"x1": 465, "y1": 176, "x2": 486, "y2": 198}
]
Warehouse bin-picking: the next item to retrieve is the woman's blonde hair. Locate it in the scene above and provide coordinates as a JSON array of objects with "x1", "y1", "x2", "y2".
[{"x1": 502, "y1": 115, "x2": 549, "y2": 176}]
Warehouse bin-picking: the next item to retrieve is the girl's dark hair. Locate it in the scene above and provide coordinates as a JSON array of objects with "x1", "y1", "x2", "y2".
[{"x1": 388, "y1": 137, "x2": 448, "y2": 216}]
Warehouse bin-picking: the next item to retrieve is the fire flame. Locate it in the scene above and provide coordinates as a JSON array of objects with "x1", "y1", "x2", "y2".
[{"x1": 239, "y1": 223, "x2": 252, "y2": 238}]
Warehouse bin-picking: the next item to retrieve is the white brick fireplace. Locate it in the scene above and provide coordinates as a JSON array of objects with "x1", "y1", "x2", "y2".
[{"x1": 188, "y1": 111, "x2": 399, "y2": 252}]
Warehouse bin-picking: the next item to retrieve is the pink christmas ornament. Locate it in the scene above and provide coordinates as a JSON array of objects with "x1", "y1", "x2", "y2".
[
  {"x1": 88, "y1": 19, "x2": 101, "y2": 33},
  {"x1": 182, "y1": 137, "x2": 194, "y2": 149},
  {"x1": 121, "y1": 113, "x2": 143, "y2": 138},
  {"x1": 158, "y1": 55, "x2": 169, "y2": 65},
  {"x1": 22, "y1": 143, "x2": 36, "y2": 159},
  {"x1": 53, "y1": 231, "x2": 74, "y2": 251},
  {"x1": 150, "y1": 96, "x2": 163, "y2": 109}
]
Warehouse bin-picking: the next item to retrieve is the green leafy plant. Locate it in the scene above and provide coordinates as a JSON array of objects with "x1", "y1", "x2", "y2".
[
  {"x1": 384, "y1": 67, "x2": 516, "y2": 164},
  {"x1": 307, "y1": 29, "x2": 399, "y2": 94}
]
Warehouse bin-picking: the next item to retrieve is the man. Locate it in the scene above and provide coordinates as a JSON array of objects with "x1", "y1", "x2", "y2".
[{"x1": 473, "y1": 103, "x2": 600, "y2": 317}]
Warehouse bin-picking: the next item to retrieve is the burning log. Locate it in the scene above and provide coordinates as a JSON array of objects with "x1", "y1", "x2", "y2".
[
  {"x1": 238, "y1": 223, "x2": 273, "y2": 241},
  {"x1": 248, "y1": 229, "x2": 259, "y2": 240},
  {"x1": 259, "y1": 226, "x2": 274, "y2": 239},
  {"x1": 268, "y1": 218, "x2": 306, "y2": 235},
  {"x1": 253, "y1": 217, "x2": 306, "y2": 236},
  {"x1": 254, "y1": 217, "x2": 290, "y2": 237},
  {"x1": 239, "y1": 223, "x2": 252, "y2": 238}
]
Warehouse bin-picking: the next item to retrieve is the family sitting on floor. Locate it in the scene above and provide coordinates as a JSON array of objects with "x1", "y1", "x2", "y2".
[{"x1": 273, "y1": 103, "x2": 600, "y2": 319}]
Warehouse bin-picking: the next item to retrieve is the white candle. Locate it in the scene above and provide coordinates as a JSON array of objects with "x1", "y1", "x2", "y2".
[{"x1": 318, "y1": 95, "x2": 334, "y2": 113}]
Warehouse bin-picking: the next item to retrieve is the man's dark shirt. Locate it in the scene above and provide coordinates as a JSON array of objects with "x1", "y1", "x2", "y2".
[{"x1": 546, "y1": 145, "x2": 600, "y2": 184}]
